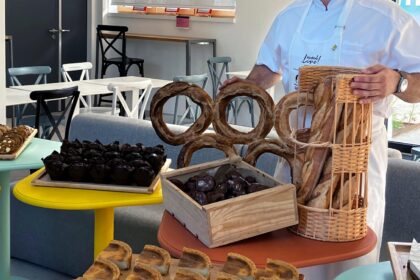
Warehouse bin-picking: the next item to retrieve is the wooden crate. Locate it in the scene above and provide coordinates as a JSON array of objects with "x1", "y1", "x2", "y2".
[
  {"x1": 388, "y1": 242, "x2": 418, "y2": 280},
  {"x1": 161, "y1": 157, "x2": 298, "y2": 248}
]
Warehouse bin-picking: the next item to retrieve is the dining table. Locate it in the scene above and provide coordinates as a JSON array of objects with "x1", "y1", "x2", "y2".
[
  {"x1": 3, "y1": 76, "x2": 172, "y2": 122},
  {"x1": 226, "y1": 70, "x2": 280, "y2": 100},
  {"x1": 96, "y1": 32, "x2": 216, "y2": 78}
]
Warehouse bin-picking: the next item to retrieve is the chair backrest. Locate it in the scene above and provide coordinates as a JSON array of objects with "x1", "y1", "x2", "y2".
[
  {"x1": 29, "y1": 86, "x2": 80, "y2": 141},
  {"x1": 96, "y1": 25, "x2": 128, "y2": 62},
  {"x1": 107, "y1": 80, "x2": 153, "y2": 119},
  {"x1": 8, "y1": 66, "x2": 51, "y2": 86},
  {"x1": 62, "y1": 62, "x2": 93, "y2": 108},
  {"x1": 173, "y1": 74, "x2": 208, "y2": 89},
  {"x1": 62, "y1": 62, "x2": 92, "y2": 82},
  {"x1": 207, "y1": 56, "x2": 232, "y2": 99}
]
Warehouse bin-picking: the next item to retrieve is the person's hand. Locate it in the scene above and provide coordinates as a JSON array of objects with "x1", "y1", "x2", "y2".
[
  {"x1": 351, "y1": 64, "x2": 400, "y2": 104},
  {"x1": 220, "y1": 76, "x2": 247, "y2": 90}
]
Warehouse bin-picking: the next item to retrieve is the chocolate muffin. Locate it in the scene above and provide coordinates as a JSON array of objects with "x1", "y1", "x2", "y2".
[
  {"x1": 67, "y1": 162, "x2": 89, "y2": 182},
  {"x1": 104, "y1": 141, "x2": 120, "y2": 152},
  {"x1": 124, "y1": 152, "x2": 143, "y2": 162},
  {"x1": 43, "y1": 159, "x2": 67, "y2": 181},
  {"x1": 144, "y1": 153, "x2": 166, "y2": 174},
  {"x1": 89, "y1": 163, "x2": 110, "y2": 183},
  {"x1": 132, "y1": 166, "x2": 155, "y2": 186},
  {"x1": 110, "y1": 164, "x2": 134, "y2": 185}
]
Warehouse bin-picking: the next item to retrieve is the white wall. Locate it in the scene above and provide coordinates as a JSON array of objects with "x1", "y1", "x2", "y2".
[
  {"x1": 0, "y1": 0, "x2": 5, "y2": 124},
  {"x1": 92, "y1": 0, "x2": 293, "y2": 125},
  {"x1": 100, "y1": 0, "x2": 291, "y2": 98}
]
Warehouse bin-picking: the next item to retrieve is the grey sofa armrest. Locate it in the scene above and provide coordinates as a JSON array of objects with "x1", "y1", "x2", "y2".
[
  {"x1": 11, "y1": 197, "x2": 94, "y2": 277},
  {"x1": 69, "y1": 113, "x2": 243, "y2": 168},
  {"x1": 380, "y1": 158, "x2": 420, "y2": 260},
  {"x1": 387, "y1": 148, "x2": 402, "y2": 159}
]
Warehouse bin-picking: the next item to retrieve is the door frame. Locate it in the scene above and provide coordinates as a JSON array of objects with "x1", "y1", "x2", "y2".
[
  {"x1": 1, "y1": 0, "x2": 6, "y2": 124},
  {"x1": 87, "y1": 0, "x2": 103, "y2": 77}
]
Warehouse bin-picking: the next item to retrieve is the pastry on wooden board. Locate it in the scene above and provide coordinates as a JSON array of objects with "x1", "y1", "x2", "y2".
[
  {"x1": 216, "y1": 271, "x2": 241, "y2": 280},
  {"x1": 82, "y1": 258, "x2": 120, "y2": 280},
  {"x1": 135, "y1": 244, "x2": 171, "y2": 275},
  {"x1": 97, "y1": 240, "x2": 132, "y2": 270},
  {"x1": 126, "y1": 263, "x2": 163, "y2": 280},
  {"x1": 174, "y1": 268, "x2": 208, "y2": 280},
  {"x1": 266, "y1": 258, "x2": 299, "y2": 280},
  {"x1": 178, "y1": 247, "x2": 212, "y2": 279},
  {"x1": 0, "y1": 125, "x2": 34, "y2": 155},
  {"x1": 255, "y1": 268, "x2": 281, "y2": 280},
  {"x1": 222, "y1": 253, "x2": 257, "y2": 279}
]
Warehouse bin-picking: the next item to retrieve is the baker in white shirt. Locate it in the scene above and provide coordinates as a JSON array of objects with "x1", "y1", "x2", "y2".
[{"x1": 223, "y1": 0, "x2": 420, "y2": 266}]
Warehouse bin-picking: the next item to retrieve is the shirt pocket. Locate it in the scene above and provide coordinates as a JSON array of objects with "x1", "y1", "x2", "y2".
[{"x1": 340, "y1": 42, "x2": 376, "y2": 68}]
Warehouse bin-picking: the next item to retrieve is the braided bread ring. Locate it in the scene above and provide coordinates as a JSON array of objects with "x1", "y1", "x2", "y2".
[
  {"x1": 243, "y1": 139, "x2": 303, "y2": 186},
  {"x1": 150, "y1": 82, "x2": 213, "y2": 145},
  {"x1": 213, "y1": 81, "x2": 274, "y2": 144},
  {"x1": 274, "y1": 91, "x2": 314, "y2": 150},
  {"x1": 177, "y1": 134, "x2": 237, "y2": 168}
]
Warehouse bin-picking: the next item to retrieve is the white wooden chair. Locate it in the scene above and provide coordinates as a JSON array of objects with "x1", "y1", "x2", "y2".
[
  {"x1": 107, "y1": 80, "x2": 153, "y2": 119},
  {"x1": 62, "y1": 62, "x2": 114, "y2": 115}
]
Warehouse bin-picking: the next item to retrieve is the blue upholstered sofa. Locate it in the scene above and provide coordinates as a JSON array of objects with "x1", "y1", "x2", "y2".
[{"x1": 9, "y1": 113, "x2": 420, "y2": 279}]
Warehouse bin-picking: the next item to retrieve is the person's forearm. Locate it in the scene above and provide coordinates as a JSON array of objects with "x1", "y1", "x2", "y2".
[
  {"x1": 246, "y1": 64, "x2": 281, "y2": 90},
  {"x1": 394, "y1": 72, "x2": 420, "y2": 103}
]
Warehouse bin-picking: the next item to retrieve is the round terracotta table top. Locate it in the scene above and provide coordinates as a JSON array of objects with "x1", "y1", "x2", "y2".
[{"x1": 158, "y1": 211, "x2": 377, "y2": 268}]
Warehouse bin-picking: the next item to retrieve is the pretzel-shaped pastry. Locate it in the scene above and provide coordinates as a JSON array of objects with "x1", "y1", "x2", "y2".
[
  {"x1": 151, "y1": 82, "x2": 214, "y2": 145},
  {"x1": 213, "y1": 81, "x2": 274, "y2": 144},
  {"x1": 177, "y1": 133, "x2": 238, "y2": 168}
]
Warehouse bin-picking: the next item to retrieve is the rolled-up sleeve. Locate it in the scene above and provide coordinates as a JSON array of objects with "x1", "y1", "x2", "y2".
[
  {"x1": 256, "y1": 15, "x2": 282, "y2": 74},
  {"x1": 385, "y1": 16, "x2": 420, "y2": 73}
]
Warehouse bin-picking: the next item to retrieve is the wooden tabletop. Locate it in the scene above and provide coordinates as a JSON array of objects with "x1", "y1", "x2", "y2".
[
  {"x1": 158, "y1": 211, "x2": 377, "y2": 269},
  {"x1": 102, "y1": 32, "x2": 216, "y2": 43}
]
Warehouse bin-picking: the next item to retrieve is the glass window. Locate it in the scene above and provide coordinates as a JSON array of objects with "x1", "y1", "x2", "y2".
[{"x1": 388, "y1": 0, "x2": 420, "y2": 149}]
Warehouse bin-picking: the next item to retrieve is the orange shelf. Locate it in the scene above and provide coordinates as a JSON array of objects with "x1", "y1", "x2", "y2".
[{"x1": 158, "y1": 211, "x2": 377, "y2": 268}]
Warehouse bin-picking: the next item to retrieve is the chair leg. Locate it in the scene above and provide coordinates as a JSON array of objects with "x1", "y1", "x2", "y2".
[
  {"x1": 233, "y1": 99, "x2": 238, "y2": 125},
  {"x1": 248, "y1": 100, "x2": 255, "y2": 127},
  {"x1": 119, "y1": 64, "x2": 127, "y2": 77},
  {"x1": 139, "y1": 62, "x2": 144, "y2": 77},
  {"x1": 99, "y1": 64, "x2": 110, "y2": 106},
  {"x1": 101, "y1": 63, "x2": 108, "y2": 78},
  {"x1": 173, "y1": 95, "x2": 179, "y2": 124}
]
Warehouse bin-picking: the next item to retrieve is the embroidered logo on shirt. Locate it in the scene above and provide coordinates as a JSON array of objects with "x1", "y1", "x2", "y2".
[{"x1": 301, "y1": 54, "x2": 322, "y2": 64}]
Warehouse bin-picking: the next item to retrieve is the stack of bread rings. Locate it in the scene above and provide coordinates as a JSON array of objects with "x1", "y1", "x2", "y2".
[{"x1": 150, "y1": 80, "x2": 294, "y2": 171}]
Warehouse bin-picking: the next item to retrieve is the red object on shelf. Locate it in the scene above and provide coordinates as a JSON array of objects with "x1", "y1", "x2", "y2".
[
  {"x1": 176, "y1": 16, "x2": 190, "y2": 28},
  {"x1": 158, "y1": 210, "x2": 377, "y2": 269}
]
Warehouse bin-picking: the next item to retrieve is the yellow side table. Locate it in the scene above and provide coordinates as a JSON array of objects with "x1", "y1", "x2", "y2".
[{"x1": 13, "y1": 168, "x2": 163, "y2": 258}]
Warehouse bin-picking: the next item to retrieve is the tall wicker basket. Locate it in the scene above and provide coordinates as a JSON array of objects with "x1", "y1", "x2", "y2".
[{"x1": 290, "y1": 67, "x2": 373, "y2": 242}]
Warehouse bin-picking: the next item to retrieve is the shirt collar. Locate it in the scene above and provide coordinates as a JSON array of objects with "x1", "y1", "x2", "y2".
[{"x1": 313, "y1": 0, "x2": 345, "y2": 11}]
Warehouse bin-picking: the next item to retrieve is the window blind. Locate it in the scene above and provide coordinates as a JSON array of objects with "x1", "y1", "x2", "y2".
[{"x1": 110, "y1": 0, "x2": 236, "y2": 9}]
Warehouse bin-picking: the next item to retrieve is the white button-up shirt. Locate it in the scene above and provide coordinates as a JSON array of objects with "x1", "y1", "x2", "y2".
[{"x1": 257, "y1": 0, "x2": 420, "y2": 110}]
